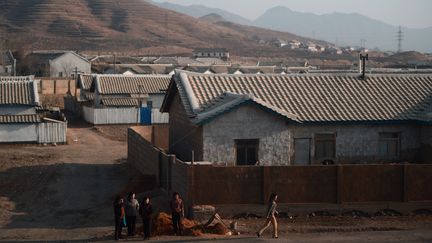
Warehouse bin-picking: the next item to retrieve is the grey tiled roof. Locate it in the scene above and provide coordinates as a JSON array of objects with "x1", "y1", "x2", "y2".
[
  {"x1": 168, "y1": 71, "x2": 432, "y2": 124},
  {"x1": 0, "y1": 114, "x2": 41, "y2": 124},
  {"x1": 101, "y1": 98, "x2": 139, "y2": 107},
  {"x1": 95, "y1": 75, "x2": 171, "y2": 95},
  {"x1": 0, "y1": 76, "x2": 39, "y2": 106},
  {"x1": 78, "y1": 74, "x2": 94, "y2": 91}
]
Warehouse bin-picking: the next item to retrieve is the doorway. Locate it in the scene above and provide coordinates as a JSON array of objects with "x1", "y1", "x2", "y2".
[{"x1": 294, "y1": 138, "x2": 311, "y2": 165}]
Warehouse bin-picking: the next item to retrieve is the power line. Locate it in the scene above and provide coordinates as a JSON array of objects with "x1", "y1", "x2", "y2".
[{"x1": 396, "y1": 25, "x2": 403, "y2": 53}]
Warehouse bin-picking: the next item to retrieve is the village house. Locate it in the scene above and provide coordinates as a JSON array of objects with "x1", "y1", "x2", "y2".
[
  {"x1": 76, "y1": 74, "x2": 94, "y2": 103},
  {"x1": 0, "y1": 50, "x2": 16, "y2": 76},
  {"x1": 161, "y1": 70, "x2": 432, "y2": 165},
  {"x1": 0, "y1": 76, "x2": 67, "y2": 143},
  {"x1": 81, "y1": 74, "x2": 171, "y2": 125},
  {"x1": 28, "y1": 50, "x2": 91, "y2": 77},
  {"x1": 192, "y1": 48, "x2": 230, "y2": 61}
]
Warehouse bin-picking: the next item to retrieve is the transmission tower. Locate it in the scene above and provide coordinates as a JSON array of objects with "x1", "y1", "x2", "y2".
[{"x1": 396, "y1": 26, "x2": 403, "y2": 53}]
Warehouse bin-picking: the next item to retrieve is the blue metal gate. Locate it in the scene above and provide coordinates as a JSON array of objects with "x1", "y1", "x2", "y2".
[{"x1": 140, "y1": 107, "x2": 152, "y2": 125}]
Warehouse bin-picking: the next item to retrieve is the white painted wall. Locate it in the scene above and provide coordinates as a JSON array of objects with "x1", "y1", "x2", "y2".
[
  {"x1": 82, "y1": 106, "x2": 168, "y2": 125},
  {"x1": 152, "y1": 109, "x2": 169, "y2": 124},
  {"x1": 148, "y1": 94, "x2": 166, "y2": 108},
  {"x1": 50, "y1": 52, "x2": 91, "y2": 77},
  {"x1": 0, "y1": 124, "x2": 38, "y2": 142},
  {"x1": 83, "y1": 106, "x2": 139, "y2": 125},
  {"x1": 38, "y1": 122, "x2": 67, "y2": 144}
]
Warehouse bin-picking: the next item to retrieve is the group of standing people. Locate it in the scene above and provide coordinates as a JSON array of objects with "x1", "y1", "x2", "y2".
[
  {"x1": 113, "y1": 192, "x2": 153, "y2": 240},
  {"x1": 113, "y1": 192, "x2": 185, "y2": 241},
  {"x1": 113, "y1": 191, "x2": 279, "y2": 240}
]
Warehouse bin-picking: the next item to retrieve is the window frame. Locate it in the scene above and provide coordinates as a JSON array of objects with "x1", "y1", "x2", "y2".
[
  {"x1": 235, "y1": 139, "x2": 259, "y2": 166},
  {"x1": 378, "y1": 132, "x2": 401, "y2": 158},
  {"x1": 314, "y1": 133, "x2": 336, "y2": 161}
]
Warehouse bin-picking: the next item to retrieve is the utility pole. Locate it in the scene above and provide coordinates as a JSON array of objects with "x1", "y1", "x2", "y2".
[
  {"x1": 72, "y1": 66, "x2": 82, "y2": 97},
  {"x1": 113, "y1": 53, "x2": 116, "y2": 74},
  {"x1": 396, "y1": 26, "x2": 403, "y2": 53}
]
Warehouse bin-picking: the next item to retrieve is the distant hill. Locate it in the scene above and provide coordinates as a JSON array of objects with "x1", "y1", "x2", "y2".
[
  {"x1": 386, "y1": 51, "x2": 429, "y2": 62},
  {"x1": 199, "y1": 13, "x2": 226, "y2": 23},
  {"x1": 0, "y1": 0, "x2": 315, "y2": 57},
  {"x1": 254, "y1": 6, "x2": 432, "y2": 53},
  {"x1": 148, "y1": 0, "x2": 252, "y2": 26}
]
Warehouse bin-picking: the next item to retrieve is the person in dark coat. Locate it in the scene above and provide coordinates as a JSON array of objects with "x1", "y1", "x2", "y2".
[
  {"x1": 170, "y1": 192, "x2": 184, "y2": 235},
  {"x1": 125, "y1": 192, "x2": 140, "y2": 236},
  {"x1": 257, "y1": 193, "x2": 279, "y2": 238},
  {"x1": 139, "y1": 196, "x2": 153, "y2": 240},
  {"x1": 113, "y1": 196, "x2": 125, "y2": 240}
]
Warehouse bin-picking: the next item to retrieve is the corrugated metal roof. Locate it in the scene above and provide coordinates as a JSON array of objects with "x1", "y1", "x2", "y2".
[
  {"x1": 95, "y1": 75, "x2": 171, "y2": 95},
  {"x1": 101, "y1": 98, "x2": 139, "y2": 107},
  {"x1": 0, "y1": 76, "x2": 39, "y2": 106},
  {"x1": 0, "y1": 114, "x2": 41, "y2": 123},
  {"x1": 171, "y1": 71, "x2": 432, "y2": 123}
]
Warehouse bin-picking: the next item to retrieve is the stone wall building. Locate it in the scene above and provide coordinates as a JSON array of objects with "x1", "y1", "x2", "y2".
[{"x1": 161, "y1": 71, "x2": 432, "y2": 165}]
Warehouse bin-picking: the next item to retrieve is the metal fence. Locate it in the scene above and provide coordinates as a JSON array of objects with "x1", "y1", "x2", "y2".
[
  {"x1": 83, "y1": 106, "x2": 169, "y2": 125},
  {"x1": 37, "y1": 122, "x2": 67, "y2": 144}
]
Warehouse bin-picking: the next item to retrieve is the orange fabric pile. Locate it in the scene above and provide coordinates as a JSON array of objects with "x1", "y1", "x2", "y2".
[{"x1": 151, "y1": 212, "x2": 230, "y2": 237}]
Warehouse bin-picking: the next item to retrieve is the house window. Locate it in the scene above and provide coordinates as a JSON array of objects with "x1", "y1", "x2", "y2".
[
  {"x1": 146, "y1": 100, "x2": 153, "y2": 108},
  {"x1": 379, "y1": 132, "x2": 400, "y2": 157},
  {"x1": 235, "y1": 139, "x2": 259, "y2": 166},
  {"x1": 315, "y1": 133, "x2": 336, "y2": 160}
]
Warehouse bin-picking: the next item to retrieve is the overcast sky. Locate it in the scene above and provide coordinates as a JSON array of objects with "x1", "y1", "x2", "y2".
[{"x1": 153, "y1": 0, "x2": 432, "y2": 28}]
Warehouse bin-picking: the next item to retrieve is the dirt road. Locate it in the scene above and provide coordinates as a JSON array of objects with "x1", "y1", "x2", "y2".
[{"x1": 0, "y1": 125, "x2": 151, "y2": 240}]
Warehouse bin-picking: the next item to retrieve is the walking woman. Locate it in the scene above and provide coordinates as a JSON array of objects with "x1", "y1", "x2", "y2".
[
  {"x1": 257, "y1": 193, "x2": 279, "y2": 238},
  {"x1": 125, "y1": 192, "x2": 140, "y2": 236},
  {"x1": 113, "y1": 196, "x2": 126, "y2": 240},
  {"x1": 170, "y1": 192, "x2": 184, "y2": 235},
  {"x1": 139, "y1": 196, "x2": 153, "y2": 240}
]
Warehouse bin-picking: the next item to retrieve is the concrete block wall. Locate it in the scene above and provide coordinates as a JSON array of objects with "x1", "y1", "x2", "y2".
[
  {"x1": 290, "y1": 124, "x2": 422, "y2": 164},
  {"x1": 203, "y1": 104, "x2": 291, "y2": 166},
  {"x1": 127, "y1": 128, "x2": 161, "y2": 183}
]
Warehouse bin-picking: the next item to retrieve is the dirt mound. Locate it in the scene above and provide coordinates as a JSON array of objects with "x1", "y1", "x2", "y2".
[{"x1": 152, "y1": 212, "x2": 230, "y2": 237}]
